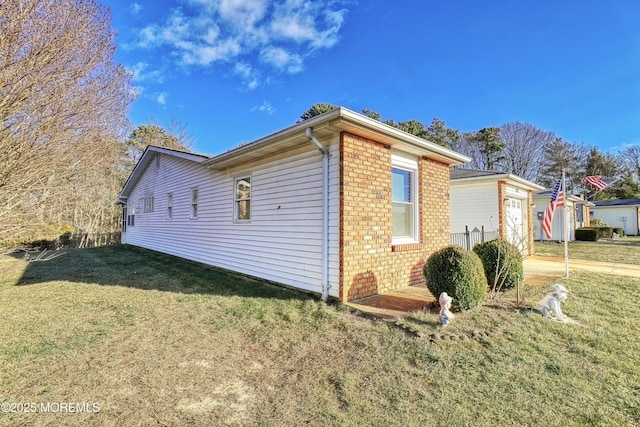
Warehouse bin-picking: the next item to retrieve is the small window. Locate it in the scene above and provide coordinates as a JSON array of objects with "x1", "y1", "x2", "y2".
[
  {"x1": 128, "y1": 206, "x2": 136, "y2": 226},
  {"x1": 235, "y1": 177, "x2": 251, "y2": 221},
  {"x1": 391, "y1": 151, "x2": 419, "y2": 244},
  {"x1": 392, "y1": 168, "x2": 415, "y2": 239},
  {"x1": 143, "y1": 196, "x2": 154, "y2": 213},
  {"x1": 155, "y1": 155, "x2": 160, "y2": 170},
  {"x1": 167, "y1": 193, "x2": 173, "y2": 219},
  {"x1": 191, "y1": 188, "x2": 199, "y2": 219}
]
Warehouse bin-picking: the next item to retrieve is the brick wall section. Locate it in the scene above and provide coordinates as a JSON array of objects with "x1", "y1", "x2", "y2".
[
  {"x1": 526, "y1": 191, "x2": 534, "y2": 255},
  {"x1": 339, "y1": 131, "x2": 451, "y2": 302},
  {"x1": 498, "y1": 181, "x2": 507, "y2": 240}
]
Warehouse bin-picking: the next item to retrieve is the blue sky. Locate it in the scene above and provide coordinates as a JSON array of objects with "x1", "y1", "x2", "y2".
[{"x1": 103, "y1": 0, "x2": 640, "y2": 156}]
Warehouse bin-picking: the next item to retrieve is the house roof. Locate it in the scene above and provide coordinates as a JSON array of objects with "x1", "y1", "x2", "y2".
[
  {"x1": 592, "y1": 198, "x2": 640, "y2": 207},
  {"x1": 118, "y1": 146, "x2": 209, "y2": 203},
  {"x1": 204, "y1": 107, "x2": 470, "y2": 169},
  {"x1": 118, "y1": 108, "x2": 471, "y2": 204},
  {"x1": 450, "y1": 168, "x2": 544, "y2": 192}
]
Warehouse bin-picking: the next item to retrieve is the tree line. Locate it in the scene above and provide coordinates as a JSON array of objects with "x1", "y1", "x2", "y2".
[
  {"x1": 300, "y1": 104, "x2": 640, "y2": 200},
  {"x1": 1, "y1": 2, "x2": 637, "y2": 248},
  {"x1": 0, "y1": 0, "x2": 189, "y2": 248}
]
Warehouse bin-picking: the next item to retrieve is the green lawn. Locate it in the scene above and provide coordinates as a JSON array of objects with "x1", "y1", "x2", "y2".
[
  {"x1": 1, "y1": 245, "x2": 639, "y2": 426},
  {"x1": 535, "y1": 236, "x2": 640, "y2": 265}
]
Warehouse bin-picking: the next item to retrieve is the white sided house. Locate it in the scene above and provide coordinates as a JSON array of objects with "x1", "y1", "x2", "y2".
[
  {"x1": 532, "y1": 191, "x2": 594, "y2": 241},
  {"x1": 118, "y1": 107, "x2": 469, "y2": 302},
  {"x1": 590, "y1": 199, "x2": 640, "y2": 236},
  {"x1": 450, "y1": 169, "x2": 544, "y2": 255}
]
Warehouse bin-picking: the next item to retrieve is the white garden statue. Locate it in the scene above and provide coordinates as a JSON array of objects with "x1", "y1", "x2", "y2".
[
  {"x1": 537, "y1": 284, "x2": 569, "y2": 321},
  {"x1": 439, "y1": 292, "x2": 454, "y2": 325}
]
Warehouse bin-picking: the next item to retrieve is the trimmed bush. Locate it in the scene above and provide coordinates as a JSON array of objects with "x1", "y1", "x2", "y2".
[
  {"x1": 473, "y1": 239, "x2": 523, "y2": 291},
  {"x1": 575, "y1": 228, "x2": 598, "y2": 241},
  {"x1": 597, "y1": 227, "x2": 614, "y2": 239},
  {"x1": 613, "y1": 227, "x2": 624, "y2": 237},
  {"x1": 423, "y1": 246, "x2": 487, "y2": 311}
]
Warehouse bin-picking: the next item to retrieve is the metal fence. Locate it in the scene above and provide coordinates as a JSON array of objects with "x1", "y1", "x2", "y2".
[{"x1": 451, "y1": 226, "x2": 499, "y2": 250}]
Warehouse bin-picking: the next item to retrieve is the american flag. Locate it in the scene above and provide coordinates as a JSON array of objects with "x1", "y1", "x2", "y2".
[
  {"x1": 582, "y1": 175, "x2": 612, "y2": 191},
  {"x1": 542, "y1": 179, "x2": 564, "y2": 239}
]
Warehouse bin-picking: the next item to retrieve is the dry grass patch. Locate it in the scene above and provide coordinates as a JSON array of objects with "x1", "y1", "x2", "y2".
[{"x1": 1, "y1": 245, "x2": 640, "y2": 426}]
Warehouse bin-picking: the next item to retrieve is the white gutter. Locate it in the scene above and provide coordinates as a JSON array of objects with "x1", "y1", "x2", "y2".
[{"x1": 306, "y1": 127, "x2": 330, "y2": 302}]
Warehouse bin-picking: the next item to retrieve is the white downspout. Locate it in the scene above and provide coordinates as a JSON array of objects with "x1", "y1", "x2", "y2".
[{"x1": 306, "y1": 127, "x2": 330, "y2": 302}]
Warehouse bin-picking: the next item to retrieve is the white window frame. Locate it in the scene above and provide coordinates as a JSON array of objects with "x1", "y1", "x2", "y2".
[
  {"x1": 234, "y1": 176, "x2": 251, "y2": 222},
  {"x1": 191, "y1": 187, "x2": 199, "y2": 219},
  {"x1": 167, "y1": 193, "x2": 173, "y2": 219},
  {"x1": 391, "y1": 151, "x2": 419, "y2": 244},
  {"x1": 143, "y1": 196, "x2": 154, "y2": 213}
]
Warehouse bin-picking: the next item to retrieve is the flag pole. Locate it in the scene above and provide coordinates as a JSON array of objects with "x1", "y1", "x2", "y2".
[{"x1": 563, "y1": 168, "x2": 569, "y2": 277}]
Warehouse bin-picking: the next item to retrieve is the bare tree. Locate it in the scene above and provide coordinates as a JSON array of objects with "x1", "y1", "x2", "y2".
[
  {"x1": 0, "y1": 0, "x2": 134, "y2": 245},
  {"x1": 125, "y1": 121, "x2": 193, "y2": 165},
  {"x1": 618, "y1": 146, "x2": 640, "y2": 181},
  {"x1": 500, "y1": 122, "x2": 555, "y2": 182}
]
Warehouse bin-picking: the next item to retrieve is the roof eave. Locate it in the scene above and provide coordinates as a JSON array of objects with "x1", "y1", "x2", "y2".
[
  {"x1": 452, "y1": 173, "x2": 544, "y2": 191},
  {"x1": 205, "y1": 107, "x2": 470, "y2": 169}
]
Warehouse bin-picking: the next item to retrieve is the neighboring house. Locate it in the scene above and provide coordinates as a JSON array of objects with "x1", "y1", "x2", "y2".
[
  {"x1": 450, "y1": 169, "x2": 544, "y2": 255},
  {"x1": 118, "y1": 107, "x2": 469, "y2": 302},
  {"x1": 532, "y1": 191, "x2": 594, "y2": 241},
  {"x1": 590, "y1": 199, "x2": 640, "y2": 236}
]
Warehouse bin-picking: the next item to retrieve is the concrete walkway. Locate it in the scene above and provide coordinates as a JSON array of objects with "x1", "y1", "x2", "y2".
[
  {"x1": 347, "y1": 256, "x2": 640, "y2": 318},
  {"x1": 524, "y1": 255, "x2": 640, "y2": 285}
]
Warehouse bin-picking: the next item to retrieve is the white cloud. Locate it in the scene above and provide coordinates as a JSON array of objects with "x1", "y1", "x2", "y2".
[
  {"x1": 233, "y1": 62, "x2": 260, "y2": 90},
  {"x1": 130, "y1": 2, "x2": 142, "y2": 15},
  {"x1": 260, "y1": 47, "x2": 303, "y2": 73},
  {"x1": 155, "y1": 92, "x2": 168, "y2": 105},
  {"x1": 251, "y1": 100, "x2": 276, "y2": 115},
  {"x1": 126, "y1": 61, "x2": 165, "y2": 83},
  {"x1": 134, "y1": 0, "x2": 349, "y2": 87}
]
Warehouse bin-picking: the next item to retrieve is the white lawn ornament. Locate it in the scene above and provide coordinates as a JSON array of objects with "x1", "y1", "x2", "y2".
[
  {"x1": 537, "y1": 284, "x2": 569, "y2": 321},
  {"x1": 439, "y1": 292, "x2": 454, "y2": 325}
]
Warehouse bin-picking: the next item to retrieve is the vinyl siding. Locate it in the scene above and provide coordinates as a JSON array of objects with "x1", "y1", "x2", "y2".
[
  {"x1": 590, "y1": 206, "x2": 639, "y2": 236},
  {"x1": 123, "y1": 143, "x2": 340, "y2": 297},
  {"x1": 450, "y1": 181, "x2": 499, "y2": 233},
  {"x1": 532, "y1": 196, "x2": 575, "y2": 241}
]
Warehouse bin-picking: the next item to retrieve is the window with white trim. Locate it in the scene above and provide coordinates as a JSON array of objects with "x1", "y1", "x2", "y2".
[
  {"x1": 234, "y1": 177, "x2": 251, "y2": 221},
  {"x1": 167, "y1": 193, "x2": 173, "y2": 219},
  {"x1": 143, "y1": 196, "x2": 154, "y2": 213},
  {"x1": 391, "y1": 152, "x2": 419, "y2": 243},
  {"x1": 191, "y1": 188, "x2": 199, "y2": 219}
]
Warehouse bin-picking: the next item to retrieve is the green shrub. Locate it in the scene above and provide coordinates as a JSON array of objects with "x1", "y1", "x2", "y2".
[
  {"x1": 423, "y1": 246, "x2": 487, "y2": 311},
  {"x1": 613, "y1": 227, "x2": 624, "y2": 237},
  {"x1": 473, "y1": 239, "x2": 523, "y2": 291},
  {"x1": 575, "y1": 228, "x2": 598, "y2": 241},
  {"x1": 597, "y1": 227, "x2": 614, "y2": 239}
]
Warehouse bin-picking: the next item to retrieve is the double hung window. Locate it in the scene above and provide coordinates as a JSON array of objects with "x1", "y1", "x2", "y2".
[{"x1": 391, "y1": 152, "x2": 419, "y2": 243}]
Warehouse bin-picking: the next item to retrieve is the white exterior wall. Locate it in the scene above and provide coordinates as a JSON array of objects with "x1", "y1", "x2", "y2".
[
  {"x1": 450, "y1": 181, "x2": 499, "y2": 234},
  {"x1": 532, "y1": 196, "x2": 575, "y2": 241},
  {"x1": 122, "y1": 142, "x2": 341, "y2": 298},
  {"x1": 591, "y1": 206, "x2": 639, "y2": 236}
]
